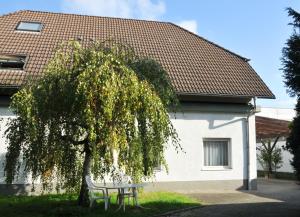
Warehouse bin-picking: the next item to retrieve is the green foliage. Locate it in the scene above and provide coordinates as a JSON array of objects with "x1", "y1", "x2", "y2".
[
  {"x1": 287, "y1": 7, "x2": 300, "y2": 29},
  {"x1": 257, "y1": 139, "x2": 283, "y2": 178},
  {"x1": 4, "y1": 41, "x2": 180, "y2": 196},
  {"x1": 282, "y1": 8, "x2": 300, "y2": 97},
  {"x1": 286, "y1": 102, "x2": 300, "y2": 179},
  {"x1": 282, "y1": 8, "x2": 300, "y2": 180},
  {"x1": 0, "y1": 192, "x2": 200, "y2": 217},
  {"x1": 130, "y1": 58, "x2": 178, "y2": 109},
  {"x1": 272, "y1": 148, "x2": 283, "y2": 171}
]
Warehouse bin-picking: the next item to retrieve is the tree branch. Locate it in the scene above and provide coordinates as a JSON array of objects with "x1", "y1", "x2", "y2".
[
  {"x1": 60, "y1": 135, "x2": 88, "y2": 145},
  {"x1": 261, "y1": 140, "x2": 268, "y2": 150},
  {"x1": 62, "y1": 120, "x2": 89, "y2": 130},
  {"x1": 271, "y1": 136, "x2": 280, "y2": 152}
]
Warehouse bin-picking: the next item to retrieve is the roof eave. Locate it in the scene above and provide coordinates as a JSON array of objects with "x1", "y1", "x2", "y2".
[
  {"x1": 177, "y1": 91, "x2": 276, "y2": 99},
  {"x1": 0, "y1": 85, "x2": 276, "y2": 99}
]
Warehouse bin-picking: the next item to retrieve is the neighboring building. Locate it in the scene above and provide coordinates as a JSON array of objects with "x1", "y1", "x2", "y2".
[
  {"x1": 0, "y1": 10, "x2": 274, "y2": 193},
  {"x1": 256, "y1": 107, "x2": 295, "y2": 173}
]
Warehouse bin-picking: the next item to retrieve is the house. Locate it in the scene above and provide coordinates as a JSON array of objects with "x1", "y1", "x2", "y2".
[
  {"x1": 256, "y1": 107, "x2": 295, "y2": 175},
  {"x1": 0, "y1": 10, "x2": 274, "y2": 193}
]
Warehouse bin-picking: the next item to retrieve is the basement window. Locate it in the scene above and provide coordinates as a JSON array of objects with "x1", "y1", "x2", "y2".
[
  {"x1": 0, "y1": 55, "x2": 26, "y2": 70},
  {"x1": 16, "y1": 21, "x2": 43, "y2": 32}
]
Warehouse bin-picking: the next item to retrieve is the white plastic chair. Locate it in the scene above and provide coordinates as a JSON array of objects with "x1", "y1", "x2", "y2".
[
  {"x1": 113, "y1": 171, "x2": 137, "y2": 211},
  {"x1": 85, "y1": 175, "x2": 110, "y2": 211}
]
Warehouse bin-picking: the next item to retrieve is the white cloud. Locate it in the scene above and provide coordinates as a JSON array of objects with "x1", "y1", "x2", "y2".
[
  {"x1": 61, "y1": 0, "x2": 165, "y2": 20},
  {"x1": 136, "y1": 0, "x2": 165, "y2": 20},
  {"x1": 177, "y1": 20, "x2": 198, "y2": 34}
]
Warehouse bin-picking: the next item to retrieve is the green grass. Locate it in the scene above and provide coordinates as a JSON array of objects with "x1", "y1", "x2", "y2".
[{"x1": 0, "y1": 192, "x2": 200, "y2": 217}]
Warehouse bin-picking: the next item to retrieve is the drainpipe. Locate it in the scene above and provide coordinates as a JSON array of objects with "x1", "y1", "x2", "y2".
[
  {"x1": 245, "y1": 112, "x2": 251, "y2": 190},
  {"x1": 245, "y1": 97, "x2": 258, "y2": 190}
]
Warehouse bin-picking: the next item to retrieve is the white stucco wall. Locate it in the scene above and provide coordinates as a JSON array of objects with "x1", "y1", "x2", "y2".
[
  {"x1": 0, "y1": 104, "x2": 256, "y2": 187},
  {"x1": 257, "y1": 107, "x2": 296, "y2": 121},
  {"x1": 257, "y1": 140, "x2": 294, "y2": 173},
  {"x1": 154, "y1": 110, "x2": 255, "y2": 183},
  {"x1": 0, "y1": 106, "x2": 23, "y2": 184}
]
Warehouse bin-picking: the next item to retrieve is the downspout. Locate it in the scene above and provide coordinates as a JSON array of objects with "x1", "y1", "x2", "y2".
[
  {"x1": 245, "y1": 111, "x2": 251, "y2": 190},
  {"x1": 245, "y1": 97, "x2": 257, "y2": 190}
]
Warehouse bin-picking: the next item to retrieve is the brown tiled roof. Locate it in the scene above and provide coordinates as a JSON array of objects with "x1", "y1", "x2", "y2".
[
  {"x1": 256, "y1": 116, "x2": 290, "y2": 139},
  {"x1": 0, "y1": 10, "x2": 274, "y2": 98}
]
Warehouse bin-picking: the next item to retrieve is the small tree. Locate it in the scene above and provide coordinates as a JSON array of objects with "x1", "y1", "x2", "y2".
[
  {"x1": 4, "y1": 41, "x2": 180, "y2": 206},
  {"x1": 257, "y1": 137, "x2": 283, "y2": 178},
  {"x1": 282, "y1": 8, "x2": 300, "y2": 179},
  {"x1": 273, "y1": 148, "x2": 284, "y2": 173}
]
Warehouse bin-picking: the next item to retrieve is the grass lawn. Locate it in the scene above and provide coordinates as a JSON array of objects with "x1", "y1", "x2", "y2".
[{"x1": 0, "y1": 192, "x2": 200, "y2": 217}]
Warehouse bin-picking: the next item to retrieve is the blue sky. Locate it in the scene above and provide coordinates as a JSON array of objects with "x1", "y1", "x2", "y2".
[{"x1": 1, "y1": 0, "x2": 299, "y2": 108}]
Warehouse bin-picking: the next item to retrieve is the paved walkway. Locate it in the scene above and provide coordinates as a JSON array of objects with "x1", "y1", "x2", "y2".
[{"x1": 172, "y1": 179, "x2": 300, "y2": 217}]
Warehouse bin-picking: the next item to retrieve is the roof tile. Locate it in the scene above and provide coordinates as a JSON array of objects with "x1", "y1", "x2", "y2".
[{"x1": 0, "y1": 10, "x2": 274, "y2": 98}]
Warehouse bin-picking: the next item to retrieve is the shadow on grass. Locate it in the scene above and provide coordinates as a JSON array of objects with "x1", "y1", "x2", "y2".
[{"x1": 0, "y1": 193, "x2": 200, "y2": 217}]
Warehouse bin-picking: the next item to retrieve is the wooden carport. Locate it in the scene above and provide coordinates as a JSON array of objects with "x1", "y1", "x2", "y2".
[{"x1": 256, "y1": 116, "x2": 290, "y2": 140}]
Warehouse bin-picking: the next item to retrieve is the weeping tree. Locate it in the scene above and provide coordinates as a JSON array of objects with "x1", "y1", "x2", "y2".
[
  {"x1": 282, "y1": 8, "x2": 300, "y2": 179},
  {"x1": 4, "y1": 41, "x2": 180, "y2": 206}
]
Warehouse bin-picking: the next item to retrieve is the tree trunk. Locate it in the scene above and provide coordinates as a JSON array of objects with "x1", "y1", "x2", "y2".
[
  {"x1": 267, "y1": 141, "x2": 273, "y2": 179},
  {"x1": 268, "y1": 162, "x2": 273, "y2": 178},
  {"x1": 78, "y1": 144, "x2": 92, "y2": 207}
]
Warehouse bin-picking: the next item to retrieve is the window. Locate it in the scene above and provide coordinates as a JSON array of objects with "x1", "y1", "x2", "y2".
[
  {"x1": 16, "y1": 21, "x2": 43, "y2": 32},
  {"x1": 0, "y1": 55, "x2": 26, "y2": 70},
  {"x1": 154, "y1": 156, "x2": 162, "y2": 171},
  {"x1": 203, "y1": 139, "x2": 231, "y2": 168}
]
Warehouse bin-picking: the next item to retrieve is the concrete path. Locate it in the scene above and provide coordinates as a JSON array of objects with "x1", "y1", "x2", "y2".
[{"x1": 172, "y1": 178, "x2": 300, "y2": 217}]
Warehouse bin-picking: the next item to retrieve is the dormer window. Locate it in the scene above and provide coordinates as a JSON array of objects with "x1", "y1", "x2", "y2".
[
  {"x1": 0, "y1": 55, "x2": 26, "y2": 70},
  {"x1": 16, "y1": 21, "x2": 43, "y2": 32}
]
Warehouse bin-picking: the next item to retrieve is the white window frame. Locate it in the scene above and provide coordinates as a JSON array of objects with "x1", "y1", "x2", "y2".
[
  {"x1": 154, "y1": 164, "x2": 162, "y2": 172},
  {"x1": 202, "y1": 138, "x2": 232, "y2": 171},
  {"x1": 154, "y1": 156, "x2": 163, "y2": 172},
  {"x1": 16, "y1": 21, "x2": 43, "y2": 32},
  {"x1": 0, "y1": 54, "x2": 27, "y2": 70}
]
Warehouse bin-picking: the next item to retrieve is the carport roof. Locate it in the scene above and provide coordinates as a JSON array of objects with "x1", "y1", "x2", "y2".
[{"x1": 256, "y1": 116, "x2": 290, "y2": 139}]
